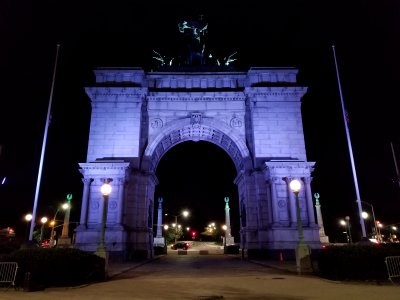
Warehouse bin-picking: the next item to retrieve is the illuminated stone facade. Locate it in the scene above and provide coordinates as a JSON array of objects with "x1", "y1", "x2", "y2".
[{"x1": 74, "y1": 67, "x2": 321, "y2": 259}]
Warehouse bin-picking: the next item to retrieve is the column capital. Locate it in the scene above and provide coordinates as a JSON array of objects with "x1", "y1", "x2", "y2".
[
  {"x1": 117, "y1": 177, "x2": 126, "y2": 185},
  {"x1": 269, "y1": 176, "x2": 281, "y2": 183},
  {"x1": 283, "y1": 176, "x2": 295, "y2": 184},
  {"x1": 302, "y1": 176, "x2": 313, "y2": 184},
  {"x1": 100, "y1": 178, "x2": 113, "y2": 184},
  {"x1": 82, "y1": 178, "x2": 93, "y2": 185}
]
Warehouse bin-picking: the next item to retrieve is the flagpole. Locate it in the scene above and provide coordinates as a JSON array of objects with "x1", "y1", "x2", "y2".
[
  {"x1": 29, "y1": 44, "x2": 60, "y2": 241},
  {"x1": 390, "y1": 142, "x2": 400, "y2": 189},
  {"x1": 332, "y1": 45, "x2": 366, "y2": 239}
]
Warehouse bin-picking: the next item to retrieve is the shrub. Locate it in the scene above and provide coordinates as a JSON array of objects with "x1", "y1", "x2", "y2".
[
  {"x1": 0, "y1": 239, "x2": 21, "y2": 254},
  {"x1": 316, "y1": 244, "x2": 400, "y2": 281},
  {"x1": 0, "y1": 248, "x2": 105, "y2": 288}
]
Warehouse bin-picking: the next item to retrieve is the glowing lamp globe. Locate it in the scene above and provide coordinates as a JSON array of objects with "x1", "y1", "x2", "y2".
[
  {"x1": 101, "y1": 183, "x2": 112, "y2": 196},
  {"x1": 289, "y1": 179, "x2": 301, "y2": 192}
]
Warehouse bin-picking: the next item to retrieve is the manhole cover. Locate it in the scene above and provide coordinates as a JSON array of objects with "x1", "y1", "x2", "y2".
[
  {"x1": 272, "y1": 277, "x2": 285, "y2": 280},
  {"x1": 198, "y1": 296, "x2": 224, "y2": 299}
]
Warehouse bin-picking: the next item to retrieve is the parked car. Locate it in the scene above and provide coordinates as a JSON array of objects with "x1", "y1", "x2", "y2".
[{"x1": 171, "y1": 242, "x2": 190, "y2": 250}]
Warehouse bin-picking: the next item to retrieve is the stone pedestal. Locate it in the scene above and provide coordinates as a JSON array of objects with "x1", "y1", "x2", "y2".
[
  {"x1": 314, "y1": 193, "x2": 329, "y2": 244},
  {"x1": 153, "y1": 237, "x2": 165, "y2": 247},
  {"x1": 56, "y1": 237, "x2": 72, "y2": 248},
  {"x1": 225, "y1": 236, "x2": 235, "y2": 245},
  {"x1": 95, "y1": 249, "x2": 109, "y2": 278}
]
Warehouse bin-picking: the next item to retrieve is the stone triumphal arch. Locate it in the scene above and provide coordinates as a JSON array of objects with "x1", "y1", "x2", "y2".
[{"x1": 74, "y1": 67, "x2": 322, "y2": 259}]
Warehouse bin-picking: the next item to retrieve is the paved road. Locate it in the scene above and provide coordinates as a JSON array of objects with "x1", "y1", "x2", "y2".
[{"x1": 2, "y1": 255, "x2": 399, "y2": 299}]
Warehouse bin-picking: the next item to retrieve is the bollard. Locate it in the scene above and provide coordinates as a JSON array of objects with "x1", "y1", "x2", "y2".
[
  {"x1": 23, "y1": 272, "x2": 32, "y2": 292},
  {"x1": 279, "y1": 252, "x2": 284, "y2": 262}
]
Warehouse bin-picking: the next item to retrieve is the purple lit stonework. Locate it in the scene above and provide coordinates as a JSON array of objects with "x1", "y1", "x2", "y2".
[{"x1": 74, "y1": 67, "x2": 321, "y2": 259}]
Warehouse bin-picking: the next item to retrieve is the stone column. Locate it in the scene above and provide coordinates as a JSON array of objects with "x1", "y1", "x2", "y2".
[
  {"x1": 79, "y1": 178, "x2": 92, "y2": 228},
  {"x1": 314, "y1": 193, "x2": 329, "y2": 243},
  {"x1": 270, "y1": 177, "x2": 279, "y2": 225},
  {"x1": 117, "y1": 178, "x2": 125, "y2": 226},
  {"x1": 303, "y1": 177, "x2": 316, "y2": 225},
  {"x1": 153, "y1": 197, "x2": 166, "y2": 247},
  {"x1": 58, "y1": 194, "x2": 73, "y2": 247},
  {"x1": 285, "y1": 177, "x2": 297, "y2": 226},
  {"x1": 61, "y1": 194, "x2": 72, "y2": 238},
  {"x1": 156, "y1": 197, "x2": 163, "y2": 238},
  {"x1": 224, "y1": 197, "x2": 235, "y2": 245}
]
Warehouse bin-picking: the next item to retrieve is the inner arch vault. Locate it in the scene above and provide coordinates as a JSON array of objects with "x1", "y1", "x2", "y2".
[{"x1": 147, "y1": 120, "x2": 249, "y2": 172}]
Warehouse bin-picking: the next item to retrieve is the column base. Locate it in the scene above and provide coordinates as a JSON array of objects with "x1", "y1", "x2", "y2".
[
  {"x1": 153, "y1": 237, "x2": 165, "y2": 247},
  {"x1": 57, "y1": 237, "x2": 72, "y2": 248},
  {"x1": 95, "y1": 249, "x2": 109, "y2": 278},
  {"x1": 295, "y1": 242, "x2": 312, "y2": 275}
]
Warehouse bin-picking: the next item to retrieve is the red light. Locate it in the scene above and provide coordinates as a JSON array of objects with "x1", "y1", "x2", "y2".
[{"x1": 192, "y1": 231, "x2": 196, "y2": 236}]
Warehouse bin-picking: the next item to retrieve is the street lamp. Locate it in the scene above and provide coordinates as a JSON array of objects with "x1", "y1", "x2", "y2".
[
  {"x1": 40, "y1": 217, "x2": 48, "y2": 243},
  {"x1": 376, "y1": 221, "x2": 383, "y2": 243},
  {"x1": 168, "y1": 210, "x2": 189, "y2": 244},
  {"x1": 222, "y1": 224, "x2": 227, "y2": 252},
  {"x1": 24, "y1": 214, "x2": 32, "y2": 242},
  {"x1": 388, "y1": 226, "x2": 398, "y2": 242},
  {"x1": 289, "y1": 179, "x2": 312, "y2": 274},
  {"x1": 360, "y1": 201, "x2": 379, "y2": 242},
  {"x1": 96, "y1": 181, "x2": 112, "y2": 259},
  {"x1": 345, "y1": 216, "x2": 352, "y2": 243},
  {"x1": 339, "y1": 216, "x2": 352, "y2": 243},
  {"x1": 339, "y1": 220, "x2": 350, "y2": 244}
]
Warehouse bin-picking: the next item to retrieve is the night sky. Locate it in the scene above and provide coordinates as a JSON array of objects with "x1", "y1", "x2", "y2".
[{"x1": 1, "y1": 1, "x2": 400, "y2": 242}]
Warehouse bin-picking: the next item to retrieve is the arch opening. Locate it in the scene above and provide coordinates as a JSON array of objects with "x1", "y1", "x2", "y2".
[{"x1": 153, "y1": 141, "x2": 240, "y2": 247}]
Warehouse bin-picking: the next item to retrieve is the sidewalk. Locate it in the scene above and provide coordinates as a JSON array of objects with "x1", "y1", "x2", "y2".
[
  {"x1": 107, "y1": 257, "x2": 161, "y2": 278},
  {"x1": 107, "y1": 255, "x2": 298, "y2": 278},
  {"x1": 2, "y1": 254, "x2": 398, "y2": 300},
  {"x1": 249, "y1": 259, "x2": 298, "y2": 274}
]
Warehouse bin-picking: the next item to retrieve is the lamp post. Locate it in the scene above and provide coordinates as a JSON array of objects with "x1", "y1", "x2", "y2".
[
  {"x1": 40, "y1": 217, "x2": 48, "y2": 243},
  {"x1": 167, "y1": 210, "x2": 189, "y2": 244},
  {"x1": 390, "y1": 226, "x2": 397, "y2": 242},
  {"x1": 289, "y1": 179, "x2": 312, "y2": 274},
  {"x1": 174, "y1": 217, "x2": 178, "y2": 244},
  {"x1": 163, "y1": 225, "x2": 169, "y2": 246},
  {"x1": 222, "y1": 224, "x2": 227, "y2": 253},
  {"x1": 96, "y1": 181, "x2": 112, "y2": 258},
  {"x1": 345, "y1": 216, "x2": 352, "y2": 243},
  {"x1": 340, "y1": 217, "x2": 352, "y2": 243},
  {"x1": 24, "y1": 214, "x2": 32, "y2": 242},
  {"x1": 360, "y1": 201, "x2": 378, "y2": 242},
  {"x1": 376, "y1": 221, "x2": 383, "y2": 243},
  {"x1": 340, "y1": 220, "x2": 349, "y2": 243}
]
